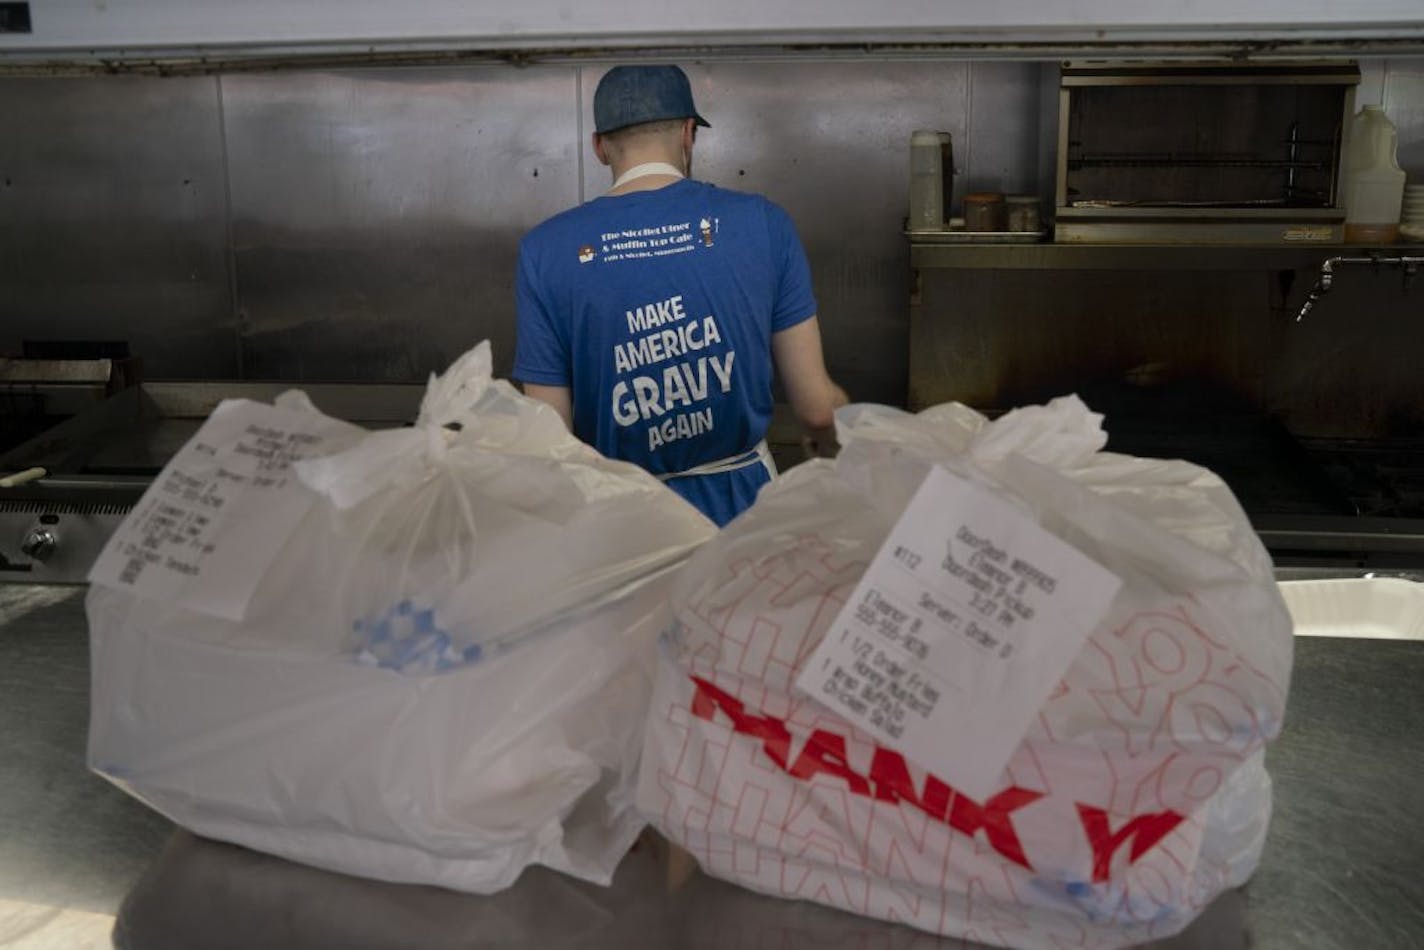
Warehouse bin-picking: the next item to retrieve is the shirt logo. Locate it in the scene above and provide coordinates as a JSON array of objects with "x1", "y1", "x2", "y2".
[
  {"x1": 578, "y1": 244, "x2": 596, "y2": 264},
  {"x1": 699, "y1": 217, "x2": 716, "y2": 247}
]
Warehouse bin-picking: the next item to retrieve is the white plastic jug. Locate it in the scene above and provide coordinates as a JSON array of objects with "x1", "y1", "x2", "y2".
[
  {"x1": 908, "y1": 130, "x2": 944, "y2": 231},
  {"x1": 1342, "y1": 105, "x2": 1406, "y2": 243}
]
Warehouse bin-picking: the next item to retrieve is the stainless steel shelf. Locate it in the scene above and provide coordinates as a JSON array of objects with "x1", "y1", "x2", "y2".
[{"x1": 909, "y1": 242, "x2": 1424, "y2": 270}]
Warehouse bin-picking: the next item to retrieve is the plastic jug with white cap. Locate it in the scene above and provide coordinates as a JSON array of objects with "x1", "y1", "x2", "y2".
[
  {"x1": 1342, "y1": 105, "x2": 1406, "y2": 244},
  {"x1": 908, "y1": 130, "x2": 944, "y2": 231}
]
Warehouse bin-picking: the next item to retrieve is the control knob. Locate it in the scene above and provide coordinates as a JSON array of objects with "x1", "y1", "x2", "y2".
[{"x1": 21, "y1": 526, "x2": 58, "y2": 563}]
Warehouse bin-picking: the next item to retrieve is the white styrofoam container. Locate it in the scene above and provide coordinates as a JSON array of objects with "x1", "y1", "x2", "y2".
[{"x1": 1277, "y1": 578, "x2": 1424, "y2": 640}]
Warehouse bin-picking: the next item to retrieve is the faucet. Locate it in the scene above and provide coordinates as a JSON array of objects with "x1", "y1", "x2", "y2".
[{"x1": 1296, "y1": 253, "x2": 1424, "y2": 322}]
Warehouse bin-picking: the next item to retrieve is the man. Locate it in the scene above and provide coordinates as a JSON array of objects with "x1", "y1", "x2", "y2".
[{"x1": 514, "y1": 64, "x2": 847, "y2": 526}]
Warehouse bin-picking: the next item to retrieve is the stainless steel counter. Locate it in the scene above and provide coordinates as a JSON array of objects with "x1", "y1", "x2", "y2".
[
  {"x1": 2, "y1": 584, "x2": 1421, "y2": 949},
  {"x1": 0, "y1": 586, "x2": 171, "y2": 947}
]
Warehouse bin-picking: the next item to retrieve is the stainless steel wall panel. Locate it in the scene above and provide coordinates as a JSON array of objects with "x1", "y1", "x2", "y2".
[
  {"x1": 908, "y1": 268, "x2": 1274, "y2": 411},
  {"x1": 1384, "y1": 60, "x2": 1424, "y2": 174},
  {"x1": 962, "y1": 62, "x2": 1046, "y2": 199},
  {"x1": 0, "y1": 76, "x2": 235, "y2": 377},
  {"x1": 1358, "y1": 59, "x2": 1389, "y2": 109},
  {"x1": 222, "y1": 66, "x2": 580, "y2": 380}
]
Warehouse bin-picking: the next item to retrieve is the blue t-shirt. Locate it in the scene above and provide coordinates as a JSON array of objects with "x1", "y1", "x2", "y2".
[{"x1": 514, "y1": 179, "x2": 817, "y2": 526}]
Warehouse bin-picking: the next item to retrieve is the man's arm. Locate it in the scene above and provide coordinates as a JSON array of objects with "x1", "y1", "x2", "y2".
[
  {"x1": 522, "y1": 383, "x2": 574, "y2": 430},
  {"x1": 771, "y1": 316, "x2": 848, "y2": 454}
]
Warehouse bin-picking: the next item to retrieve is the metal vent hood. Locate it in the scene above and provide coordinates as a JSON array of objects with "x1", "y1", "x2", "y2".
[{"x1": 2, "y1": 1, "x2": 1423, "y2": 72}]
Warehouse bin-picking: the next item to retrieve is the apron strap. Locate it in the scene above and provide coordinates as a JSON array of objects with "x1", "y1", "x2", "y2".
[
  {"x1": 611, "y1": 162, "x2": 685, "y2": 190},
  {"x1": 656, "y1": 440, "x2": 775, "y2": 483}
]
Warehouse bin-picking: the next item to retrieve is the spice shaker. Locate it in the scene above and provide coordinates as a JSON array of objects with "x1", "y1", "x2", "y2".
[
  {"x1": 1006, "y1": 195, "x2": 1041, "y2": 233},
  {"x1": 964, "y1": 192, "x2": 1005, "y2": 232}
]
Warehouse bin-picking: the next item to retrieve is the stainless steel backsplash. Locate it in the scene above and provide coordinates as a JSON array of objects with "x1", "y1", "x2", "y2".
[{"x1": 1, "y1": 58, "x2": 1419, "y2": 429}]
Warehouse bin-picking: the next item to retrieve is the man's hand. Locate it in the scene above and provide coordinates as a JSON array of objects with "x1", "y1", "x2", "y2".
[
  {"x1": 800, "y1": 420, "x2": 843, "y2": 460},
  {"x1": 772, "y1": 317, "x2": 848, "y2": 451}
]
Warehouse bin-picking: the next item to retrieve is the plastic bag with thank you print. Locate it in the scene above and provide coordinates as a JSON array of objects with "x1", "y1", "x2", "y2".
[{"x1": 636, "y1": 395, "x2": 1291, "y2": 949}]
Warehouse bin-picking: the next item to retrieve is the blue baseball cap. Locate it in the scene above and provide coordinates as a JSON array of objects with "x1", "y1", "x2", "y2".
[{"x1": 593, "y1": 65, "x2": 710, "y2": 135}]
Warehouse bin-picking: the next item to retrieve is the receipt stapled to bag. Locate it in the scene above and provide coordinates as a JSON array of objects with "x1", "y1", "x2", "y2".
[
  {"x1": 794, "y1": 464, "x2": 1123, "y2": 800},
  {"x1": 88, "y1": 398, "x2": 361, "y2": 621}
]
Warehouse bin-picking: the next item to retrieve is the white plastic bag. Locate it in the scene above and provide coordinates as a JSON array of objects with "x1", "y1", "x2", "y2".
[
  {"x1": 637, "y1": 396, "x2": 1292, "y2": 949},
  {"x1": 294, "y1": 343, "x2": 717, "y2": 669},
  {"x1": 88, "y1": 342, "x2": 717, "y2": 893}
]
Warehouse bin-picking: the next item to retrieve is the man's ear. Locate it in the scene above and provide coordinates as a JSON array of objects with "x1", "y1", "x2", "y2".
[
  {"x1": 592, "y1": 133, "x2": 612, "y2": 167},
  {"x1": 682, "y1": 119, "x2": 696, "y2": 150}
]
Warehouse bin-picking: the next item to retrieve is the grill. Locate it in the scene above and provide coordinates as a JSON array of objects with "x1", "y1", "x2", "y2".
[{"x1": 0, "y1": 377, "x2": 423, "y2": 584}]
